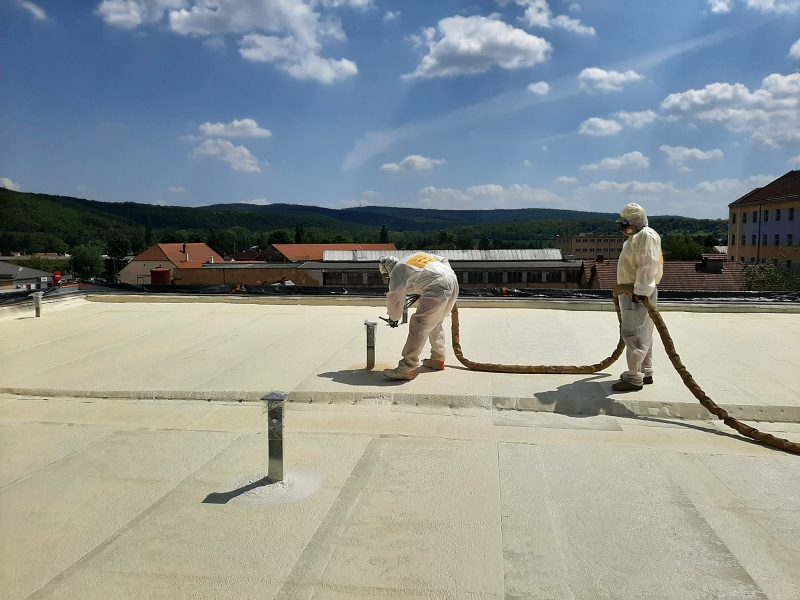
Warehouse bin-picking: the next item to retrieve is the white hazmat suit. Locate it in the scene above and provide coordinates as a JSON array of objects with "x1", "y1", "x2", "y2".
[
  {"x1": 379, "y1": 253, "x2": 459, "y2": 380},
  {"x1": 614, "y1": 203, "x2": 663, "y2": 391}
]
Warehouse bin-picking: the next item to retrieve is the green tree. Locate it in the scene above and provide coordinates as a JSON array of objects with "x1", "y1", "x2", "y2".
[
  {"x1": 268, "y1": 229, "x2": 291, "y2": 244},
  {"x1": 71, "y1": 244, "x2": 104, "y2": 278},
  {"x1": 745, "y1": 264, "x2": 800, "y2": 291},
  {"x1": 294, "y1": 224, "x2": 305, "y2": 244},
  {"x1": 456, "y1": 234, "x2": 473, "y2": 250},
  {"x1": 378, "y1": 225, "x2": 389, "y2": 243},
  {"x1": 478, "y1": 236, "x2": 490, "y2": 251}
]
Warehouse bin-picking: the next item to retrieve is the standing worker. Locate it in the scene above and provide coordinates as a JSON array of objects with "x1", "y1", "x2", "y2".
[
  {"x1": 378, "y1": 252, "x2": 459, "y2": 381},
  {"x1": 612, "y1": 203, "x2": 663, "y2": 392}
]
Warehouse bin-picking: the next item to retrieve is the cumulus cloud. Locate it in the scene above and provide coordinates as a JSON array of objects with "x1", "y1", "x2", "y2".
[
  {"x1": 578, "y1": 117, "x2": 622, "y2": 136},
  {"x1": 578, "y1": 67, "x2": 643, "y2": 93},
  {"x1": 581, "y1": 151, "x2": 650, "y2": 171},
  {"x1": 614, "y1": 110, "x2": 658, "y2": 128},
  {"x1": 707, "y1": 0, "x2": 733, "y2": 12},
  {"x1": 513, "y1": 0, "x2": 595, "y2": 35},
  {"x1": 199, "y1": 118, "x2": 272, "y2": 138},
  {"x1": 380, "y1": 155, "x2": 446, "y2": 172},
  {"x1": 1, "y1": 177, "x2": 22, "y2": 191},
  {"x1": 96, "y1": 0, "x2": 358, "y2": 84},
  {"x1": 588, "y1": 180, "x2": 678, "y2": 194},
  {"x1": 419, "y1": 183, "x2": 563, "y2": 208},
  {"x1": 527, "y1": 81, "x2": 551, "y2": 95},
  {"x1": 404, "y1": 15, "x2": 551, "y2": 80},
  {"x1": 554, "y1": 176, "x2": 577, "y2": 185},
  {"x1": 659, "y1": 145, "x2": 724, "y2": 170},
  {"x1": 191, "y1": 139, "x2": 261, "y2": 172},
  {"x1": 790, "y1": 38, "x2": 800, "y2": 59},
  {"x1": 383, "y1": 10, "x2": 400, "y2": 22},
  {"x1": 692, "y1": 174, "x2": 773, "y2": 193},
  {"x1": 18, "y1": 1, "x2": 48, "y2": 21},
  {"x1": 660, "y1": 72, "x2": 800, "y2": 147}
]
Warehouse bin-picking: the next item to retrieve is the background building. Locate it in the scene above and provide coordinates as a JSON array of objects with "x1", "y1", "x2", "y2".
[
  {"x1": 119, "y1": 243, "x2": 224, "y2": 285},
  {"x1": 557, "y1": 235, "x2": 626, "y2": 261},
  {"x1": 728, "y1": 170, "x2": 800, "y2": 267}
]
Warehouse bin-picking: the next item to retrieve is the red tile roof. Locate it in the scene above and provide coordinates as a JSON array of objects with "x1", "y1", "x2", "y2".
[
  {"x1": 272, "y1": 243, "x2": 396, "y2": 262},
  {"x1": 133, "y1": 243, "x2": 224, "y2": 269},
  {"x1": 582, "y1": 259, "x2": 747, "y2": 292},
  {"x1": 729, "y1": 170, "x2": 800, "y2": 206}
]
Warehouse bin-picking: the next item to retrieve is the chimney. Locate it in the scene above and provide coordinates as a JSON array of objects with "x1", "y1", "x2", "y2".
[
  {"x1": 182, "y1": 242, "x2": 186, "y2": 253},
  {"x1": 210, "y1": 256, "x2": 214, "y2": 264},
  {"x1": 596, "y1": 254, "x2": 604, "y2": 263}
]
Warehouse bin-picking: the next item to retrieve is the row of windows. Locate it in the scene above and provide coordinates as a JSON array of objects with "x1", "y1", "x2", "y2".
[
  {"x1": 738, "y1": 257, "x2": 794, "y2": 268},
  {"x1": 573, "y1": 248, "x2": 622, "y2": 253},
  {"x1": 321, "y1": 270, "x2": 580, "y2": 285},
  {"x1": 731, "y1": 207, "x2": 796, "y2": 224},
  {"x1": 731, "y1": 233, "x2": 794, "y2": 247}
]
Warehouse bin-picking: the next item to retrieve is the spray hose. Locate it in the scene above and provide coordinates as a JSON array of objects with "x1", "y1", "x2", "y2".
[{"x1": 449, "y1": 287, "x2": 800, "y2": 455}]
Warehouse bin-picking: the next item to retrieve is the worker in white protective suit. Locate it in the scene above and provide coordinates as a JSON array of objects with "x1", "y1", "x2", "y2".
[
  {"x1": 612, "y1": 203, "x2": 664, "y2": 392},
  {"x1": 378, "y1": 252, "x2": 459, "y2": 381}
]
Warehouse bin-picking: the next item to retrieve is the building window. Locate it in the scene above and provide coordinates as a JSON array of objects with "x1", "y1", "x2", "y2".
[
  {"x1": 488, "y1": 271, "x2": 503, "y2": 284},
  {"x1": 731, "y1": 213, "x2": 736, "y2": 224},
  {"x1": 775, "y1": 234, "x2": 780, "y2": 247},
  {"x1": 741, "y1": 234, "x2": 746, "y2": 246},
  {"x1": 507, "y1": 271, "x2": 523, "y2": 284},
  {"x1": 763, "y1": 209, "x2": 769, "y2": 222},
  {"x1": 730, "y1": 235, "x2": 735, "y2": 246},
  {"x1": 776, "y1": 208, "x2": 781, "y2": 221},
  {"x1": 790, "y1": 207, "x2": 795, "y2": 221},
  {"x1": 752, "y1": 234, "x2": 757, "y2": 246},
  {"x1": 762, "y1": 234, "x2": 768, "y2": 246},
  {"x1": 753, "y1": 210, "x2": 758, "y2": 222},
  {"x1": 788, "y1": 233, "x2": 794, "y2": 246},
  {"x1": 742, "y1": 212, "x2": 747, "y2": 223}
]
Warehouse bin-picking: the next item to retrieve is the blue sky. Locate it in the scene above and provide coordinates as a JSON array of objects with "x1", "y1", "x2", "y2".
[{"x1": 1, "y1": 0, "x2": 799, "y2": 218}]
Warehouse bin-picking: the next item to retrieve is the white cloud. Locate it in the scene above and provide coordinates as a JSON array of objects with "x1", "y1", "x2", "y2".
[
  {"x1": 96, "y1": 0, "x2": 359, "y2": 84},
  {"x1": 568, "y1": 3, "x2": 582, "y2": 13},
  {"x1": 240, "y1": 198, "x2": 270, "y2": 205},
  {"x1": 578, "y1": 117, "x2": 622, "y2": 136},
  {"x1": 383, "y1": 10, "x2": 400, "y2": 22},
  {"x1": 514, "y1": 0, "x2": 595, "y2": 35},
  {"x1": 239, "y1": 33, "x2": 357, "y2": 83},
  {"x1": 745, "y1": 0, "x2": 800, "y2": 13},
  {"x1": 614, "y1": 110, "x2": 658, "y2": 128},
  {"x1": 659, "y1": 145, "x2": 724, "y2": 170},
  {"x1": 660, "y1": 72, "x2": 800, "y2": 147},
  {"x1": 554, "y1": 176, "x2": 577, "y2": 185},
  {"x1": 527, "y1": 81, "x2": 551, "y2": 95},
  {"x1": 693, "y1": 174, "x2": 773, "y2": 193},
  {"x1": 523, "y1": 159, "x2": 533, "y2": 167},
  {"x1": 578, "y1": 67, "x2": 643, "y2": 93},
  {"x1": 168, "y1": 186, "x2": 185, "y2": 193},
  {"x1": 790, "y1": 38, "x2": 800, "y2": 59},
  {"x1": 1, "y1": 177, "x2": 22, "y2": 191},
  {"x1": 199, "y1": 118, "x2": 272, "y2": 138},
  {"x1": 18, "y1": 1, "x2": 48, "y2": 21},
  {"x1": 404, "y1": 15, "x2": 551, "y2": 80},
  {"x1": 96, "y1": 0, "x2": 186, "y2": 29},
  {"x1": 419, "y1": 183, "x2": 563, "y2": 208},
  {"x1": 191, "y1": 139, "x2": 261, "y2": 173},
  {"x1": 581, "y1": 151, "x2": 650, "y2": 171},
  {"x1": 203, "y1": 37, "x2": 225, "y2": 49},
  {"x1": 588, "y1": 180, "x2": 678, "y2": 194},
  {"x1": 380, "y1": 155, "x2": 446, "y2": 172},
  {"x1": 707, "y1": 0, "x2": 733, "y2": 12}
]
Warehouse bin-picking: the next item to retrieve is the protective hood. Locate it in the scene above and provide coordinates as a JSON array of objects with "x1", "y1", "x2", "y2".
[
  {"x1": 619, "y1": 203, "x2": 649, "y2": 229},
  {"x1": 378, "y1": 256, "x2": 399, "y2": 276}
]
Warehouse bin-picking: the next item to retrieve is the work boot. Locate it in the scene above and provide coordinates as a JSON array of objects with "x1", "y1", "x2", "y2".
[
  {"x1": 643, "y1": 375, "x2": 653, "y2": 385},
  {"x1": 611, "y1": 379, "x2": 643, "y2": 392},
  {"x1": 382, "y1": 366, "x2": 417, "y2": 381},
  {"x1": 421, "y1": 358, "x2": 445, "y2": 371}
]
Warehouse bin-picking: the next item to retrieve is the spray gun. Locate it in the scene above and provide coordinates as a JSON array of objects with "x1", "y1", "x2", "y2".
[{"x1": 379, "y1": 294, "x2": 420, "y2": 327}]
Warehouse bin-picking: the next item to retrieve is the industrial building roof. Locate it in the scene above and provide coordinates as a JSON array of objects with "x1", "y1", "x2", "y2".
[
  {"x1": 322, "y1": 249, "x2": 563, "y2": 262},
  {"x1": 273, "y1": 244, "x2": 396, "y2": 262},
  {"x1": 583, "y1": 259, "x2": 748, "y2": 292},
  {"x1": 300, "y1": 259, "x2": 575, "y2": 271}
]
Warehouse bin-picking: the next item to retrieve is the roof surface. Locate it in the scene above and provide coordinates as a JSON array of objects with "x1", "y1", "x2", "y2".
[
  {"x1": 729, "y1": 170, "x2": 800, "y2": 206},
  {"x1": 273, "y1": 244, "x2": 396, "y2": 262},
  {"x1": 584, "y1": 259, "x2": 747, "y2": 292},
  {"x1": 322, "y1": 249, "x2": 563, "y2": 262},
  {"x1": 0, "y1": 262, "x2": 52, "y2": 280},
  {"x1": 132, "y1": 243, "x2": 224, "y2": 269}
]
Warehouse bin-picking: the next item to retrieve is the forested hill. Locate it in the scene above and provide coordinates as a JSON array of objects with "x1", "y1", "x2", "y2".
[{"x1": 0, "y1": 188, "x2": 727, "y2": 257}]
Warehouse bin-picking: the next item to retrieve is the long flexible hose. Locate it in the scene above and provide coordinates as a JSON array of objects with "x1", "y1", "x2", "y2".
[{"x1": 449, "y1": 291, "x2": 800, "y2": 455}]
